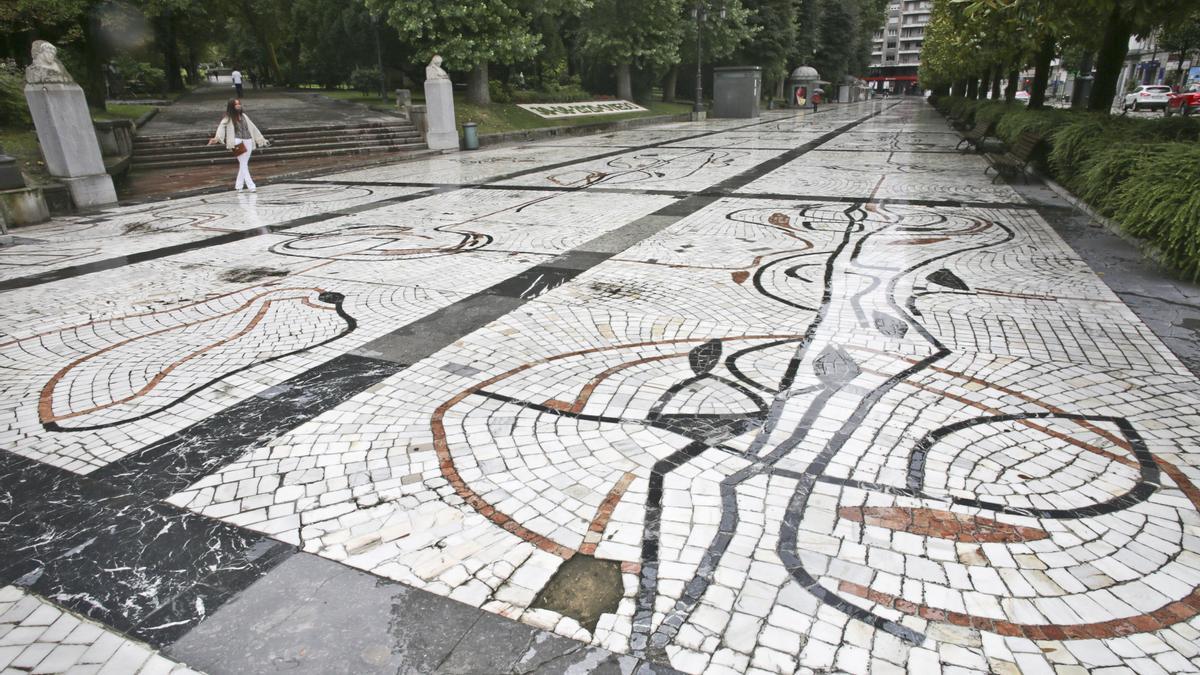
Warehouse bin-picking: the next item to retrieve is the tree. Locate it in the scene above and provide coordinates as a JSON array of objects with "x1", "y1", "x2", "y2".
[
  {"x1": 735, "y1": 0, "x2": 797, "y2": 99},
  {"x1": 579, "y1": 0, "x2": 683, "y2": 101},
  {"x1": 812, "y1": 0, "x2": 858, "y2": 87},
  {"x1": 1158, "y1": 7, "x2": 1200, "y2": 86},
  {"x1": 365, "y1": 0, "x2": 544, "y2": 104}
]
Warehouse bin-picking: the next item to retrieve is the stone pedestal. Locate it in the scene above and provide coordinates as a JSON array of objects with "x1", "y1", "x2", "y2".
[
  {"x1": 1, "y1": 186, "x2": 51, "y2": 227},
  {"x1": 24, "y1": 82, "x2": 117, "y2": 208},
  {"x1": 423, "y1": 79, "x2": 458, "y2": 151}
]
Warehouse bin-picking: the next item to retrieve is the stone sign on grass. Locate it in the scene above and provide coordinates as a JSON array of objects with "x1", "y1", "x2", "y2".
[{"x1": 517, "y1": 101, "x2": 647, "y2": 119}]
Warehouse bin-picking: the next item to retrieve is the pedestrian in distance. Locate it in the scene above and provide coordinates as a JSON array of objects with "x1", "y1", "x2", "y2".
[
  {"x1": 207, "y1": 98, "x2": 270, "y2": 192},
  {"x1": 232, "y1": 68, "x2": 244, "y2": 97}
]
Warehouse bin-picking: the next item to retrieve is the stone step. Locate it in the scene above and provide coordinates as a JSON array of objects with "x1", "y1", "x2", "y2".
[
  {"x1": 130, "y1": 142, "x2": 427, "y2": 170},
  {"x1": 133, "y1": 125, "x2": 420, "y2": 151},
  {"x1": 133, "y1": 132, "x2": 423, "y2": 160},
  {"x1": 135, "y1": 120, "x2": 415, "y2": 145}
]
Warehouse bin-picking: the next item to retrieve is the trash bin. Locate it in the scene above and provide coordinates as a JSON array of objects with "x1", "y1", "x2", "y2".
[
  {"x1": 462, "y1": 122, "x2": 479, "y2": 150},
  {"x1": 712, "y1": 66, "x2": 762, "y2": 118}
]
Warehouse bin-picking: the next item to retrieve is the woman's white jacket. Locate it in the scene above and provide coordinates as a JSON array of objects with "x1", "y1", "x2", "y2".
[{"x1": 213, "y1": 114, "x2": 269, "y2": 150}]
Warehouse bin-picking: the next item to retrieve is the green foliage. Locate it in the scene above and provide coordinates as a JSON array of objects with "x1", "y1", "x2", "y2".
[
  {"x1": 0, "y1": 62, "x2": 31, "y2": 127},
  {"x1": 111, "y1": 56, "x2": 166, "y2": 95},
  {"x1": 1049, "y1": 113, "x2": 1200, "y2": 189},
  {"x1": 489, "y1": 79, "x2": 513, "y2": 103},
  {"x1": 366, "y1": 0, "x2": 544, "y2": 69},
  {"x1": 735, "y1": 0, "x2": 797, "y2": 90},
  {"x1": 1108, "y1": 145, "x2": 1200, "y2": 280},
  {"x1": 511, "y1": 75, "x2": 590, "y2": 102},
  {"x1": 993, "y1": 107, "x2": 1069, "y2": 145},
  {"x1": 579, "y1": 0, "x2": 683, "y2": 70},
  {"x1": 350, "y1": 66, "x2": 382, "y2": 94}
]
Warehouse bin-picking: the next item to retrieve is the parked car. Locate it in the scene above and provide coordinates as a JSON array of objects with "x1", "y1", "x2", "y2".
[
  {"x1": 1014, "y1": 90, "x2": 1030, "y2": 104},
  {"x1": 1165, "y1": 83, "x2": 1200, "y2": 116},
  {"x1": 1122, "y1": 84, "x2": 1172, "y2": 112}
]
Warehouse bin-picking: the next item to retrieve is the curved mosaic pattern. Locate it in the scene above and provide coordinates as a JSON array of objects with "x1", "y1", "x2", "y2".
[
  {"x1": 5, "y1": 98, "x2": 1200, "y2": 673},
  {"x1": 174, "y1": 196, "x2": 1200, "y2": 673}
]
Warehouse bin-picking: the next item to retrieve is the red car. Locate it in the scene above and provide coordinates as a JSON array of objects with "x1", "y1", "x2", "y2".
[{"x1": 1165, "y1": 83, "x2": 1200, "y2": 116}]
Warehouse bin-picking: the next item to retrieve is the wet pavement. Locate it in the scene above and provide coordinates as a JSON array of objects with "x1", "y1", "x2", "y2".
[{"x1": 2, "y1": 98, "x2": 1200, "y2": 674}]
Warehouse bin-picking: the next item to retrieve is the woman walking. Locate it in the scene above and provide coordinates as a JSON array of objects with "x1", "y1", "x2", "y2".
[{"x1": 207, "y1": 99, "x2": 269, "y2": 192}]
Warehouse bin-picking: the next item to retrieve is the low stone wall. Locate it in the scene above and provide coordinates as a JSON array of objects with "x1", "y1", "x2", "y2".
[{"x1": 94, "y1": 119, "x2": 135, "y2": 158}]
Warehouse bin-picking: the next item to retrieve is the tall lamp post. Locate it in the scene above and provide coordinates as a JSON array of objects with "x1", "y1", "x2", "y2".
[{"x1": 691, "y1": 1, "x2": 726, "y2": 114}]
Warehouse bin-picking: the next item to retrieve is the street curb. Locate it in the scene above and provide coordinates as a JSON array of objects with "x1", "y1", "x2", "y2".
[
  {"x1": 1029, "y1": 167, "x2": 1170, "y2": 268},
  {"x1": 134, "y1": 108, "x2": 159, "y2": 129}
]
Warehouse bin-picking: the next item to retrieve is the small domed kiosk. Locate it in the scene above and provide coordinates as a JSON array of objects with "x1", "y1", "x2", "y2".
[{"x1": 788, "y1": 66, "x2": 825, "y2": 108}]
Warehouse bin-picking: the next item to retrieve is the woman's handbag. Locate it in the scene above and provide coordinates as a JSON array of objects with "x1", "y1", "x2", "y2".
[{"x1": 232, "y1": 142, "x2": 248, "y2": 157}]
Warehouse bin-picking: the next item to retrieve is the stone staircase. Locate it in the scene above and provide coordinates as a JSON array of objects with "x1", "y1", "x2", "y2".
[{"x1": 130, "y1": 120, "x2": 425, "y2": 171}]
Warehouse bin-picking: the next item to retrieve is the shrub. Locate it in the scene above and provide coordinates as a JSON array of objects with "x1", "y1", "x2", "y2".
[
  {"x1": 488, "y1": 79, "x2": 512, "y2": 104},
  {"x1": 112, "y1": 56, "x2": 165, "y2": 96},
  {"x1": 993, "y1": 108, "x2": 1070, "y2": 145},
  {"x1": 1108, "y1": 144, "x2": 1200, "y2": 280},
  {"x1": 349, "y1": 66, "x2": 381, "y2": 95},
  {"x1": 1048, "y1": 114, "x2": 1116, "y2": 190},
  {"x1": 1075, "y1": 144, "x2": 1145, "y2": 216},
  {"x1": 973, "y1": 101, "x2": 1016, "y2": 127},
  {"x1": 0, "y1": 61, "x2": 30, "y2": 126}
]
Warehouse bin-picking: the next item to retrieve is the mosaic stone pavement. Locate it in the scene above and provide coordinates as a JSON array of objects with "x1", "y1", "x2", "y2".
[{"x1": 2, "y1": 98, "x2": 1200, "y2": 674}]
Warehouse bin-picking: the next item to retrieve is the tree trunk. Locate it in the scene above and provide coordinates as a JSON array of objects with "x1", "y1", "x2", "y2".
[
  {"x1": 162, "y1": 10, "x2": 184, "y2": 93},
  {"x1": 990, "y1": 64, "x2": 1002, "y2": 100},
  {"x1": 967, "y1": 77, "x2": 979, "y2": 99},
  {"x1": 467, "y1": 61, "x2": 490, "y2": 105},
  {"x1": 978, "y1": 69, "x2": 991, "y2": 100},
  {"x1": 1071, "y1": 52, "x2": 1094, "y2": 109},
  {"x1": 1004, "y1": 68, "x2": 1018, "y2": 103},
  {"x1": 663, "y1": 65, "x2": 677, "y2": 102},
  {"x1": 616, "y1": 63, "x2": 632, "y2": 100},
  {"x1": 238, "y1": 0, "x2": 282, "y2": 83},
  {"x1": 80, "y1": 8, "x2": 107, "y2": 110},
  {"x1": 1089, "y1": 4, "x2": 1132, "y2": 112},
  {"x1": 1029, "y1": 36, "x2": 1055, "y2": 109}
]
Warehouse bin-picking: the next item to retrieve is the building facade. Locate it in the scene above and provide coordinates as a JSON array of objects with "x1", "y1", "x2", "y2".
[{"x1": 867, "y1": 0, "x2": 931, "y2": 93}]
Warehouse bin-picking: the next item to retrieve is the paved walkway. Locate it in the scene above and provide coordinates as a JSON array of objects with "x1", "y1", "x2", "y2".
[
  {"x1": 2, "y1": 98, "x2": 1200, "y2": 674},
  {"x1": 138, "y1": 82, "x2": 398, "y2": 137}
]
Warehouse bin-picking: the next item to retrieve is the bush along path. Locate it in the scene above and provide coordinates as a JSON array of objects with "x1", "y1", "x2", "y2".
[{"x1": 932, "y1": 95, "x2": 1200, "y2": 280}]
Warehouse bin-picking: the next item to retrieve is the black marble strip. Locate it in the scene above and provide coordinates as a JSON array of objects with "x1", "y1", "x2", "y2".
[{"x1": 0, "y1": 450, "x2": 296, "y2": 648}]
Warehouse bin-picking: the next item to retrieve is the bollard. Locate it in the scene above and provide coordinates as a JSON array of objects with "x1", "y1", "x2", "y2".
[{"x1": 462, "y1": 122, "x2": 479, "y2": 150}]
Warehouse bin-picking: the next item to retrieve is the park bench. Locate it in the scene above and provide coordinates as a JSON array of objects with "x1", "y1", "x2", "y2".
[
  {"x1": 984, "y1": 131, "x2": 1043, "y2": 183},
  {"x1": 955, "y1": 119, "x2": 995, "y2": 152}
]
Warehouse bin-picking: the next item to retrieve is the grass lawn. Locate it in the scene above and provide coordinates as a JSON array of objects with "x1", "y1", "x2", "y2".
[
  {"x1": 1, "y1": 103, "x2": 156, "y2": 186},
  {"x1": 91, "y1": 103, "x2": 157, "y2": 122},
  {"x1": 305, "y1": 88, "x2": 694, "y2": 134},
  {"x1": 0, "y1": 127, "x2": 51, "y2": 185}
]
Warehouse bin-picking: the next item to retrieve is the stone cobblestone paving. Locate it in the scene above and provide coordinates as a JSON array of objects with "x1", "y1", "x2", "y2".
[
  {"x1": 2, "y1": 98, "x2": 1200, "y2": 674},
  {"x1": 0, "y1": 586, "x2": 203, "y2": 674}
]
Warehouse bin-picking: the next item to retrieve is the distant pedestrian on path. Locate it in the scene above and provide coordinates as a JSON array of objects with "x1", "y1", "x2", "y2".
[
  {"x1": 232, "y1": 68, "x2": 243, "y2": 97},
  {"x1": 207, "y1": 98, "x2": 270, "y2": 192}
]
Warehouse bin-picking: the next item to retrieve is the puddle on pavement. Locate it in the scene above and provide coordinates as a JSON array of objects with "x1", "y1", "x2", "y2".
[
  {"x1": 529, "y1": 554, "x2": 623, "y2": 632},
  {"x1": 219, "y1": 267, "x2": 291, "y2": 283}
]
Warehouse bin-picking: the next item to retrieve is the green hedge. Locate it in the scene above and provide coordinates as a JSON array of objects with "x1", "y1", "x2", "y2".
[{"x1": 930, "y1": 95, "x2": 1200, "y2": 280}]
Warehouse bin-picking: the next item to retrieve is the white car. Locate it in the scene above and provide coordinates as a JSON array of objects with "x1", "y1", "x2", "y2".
[
  {"x1": 1123, "y1": 84, "x2": 1172, "y2": 112},
  {"x1": 1015, "y1": 90, "x2": 1030, "y2": 104}
]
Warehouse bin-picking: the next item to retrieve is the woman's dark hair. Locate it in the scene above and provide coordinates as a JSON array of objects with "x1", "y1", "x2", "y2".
[{"x1": 226, "y1": 98, "x2": 241, "y2": 122}]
